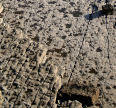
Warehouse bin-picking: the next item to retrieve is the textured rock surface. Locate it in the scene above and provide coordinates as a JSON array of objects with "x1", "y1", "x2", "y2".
[
  {"x1": 0, "y1": 0, "x2": 116, "y2": 108},
  {"x1": 0, "y1": 36, "x2": 63, "y2": 107}
]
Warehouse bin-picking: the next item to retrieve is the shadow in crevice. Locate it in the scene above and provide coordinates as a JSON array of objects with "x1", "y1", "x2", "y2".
[
  {"x1": 84, "y1": 10, "x2": 104, "y2": 20},
  {"x1": 56, "y1": 91, "x2": 93, "y2": 107}
]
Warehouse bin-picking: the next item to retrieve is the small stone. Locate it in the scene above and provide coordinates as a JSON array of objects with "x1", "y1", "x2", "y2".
[
  {"x1": 69, "y1": 100, "x2": 82, "y2": 108},
  {"x1": 16, "y1": 29, "x2": 24, "y2": 39},
  {"x1": 0, "y1": 3, "x2": 3, "y2": 13},
  {"x1": 37, "y1": 45, "x2": 47, "y2": 65},
  {"x1": 0, "y1": 18, "x2": 3, "y2": 24},
  {"x1": 0, "y1": 91, "x2": 4, "y2": 107}
]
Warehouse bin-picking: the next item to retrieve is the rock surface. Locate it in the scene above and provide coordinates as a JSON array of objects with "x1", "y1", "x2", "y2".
[{"x1": 0, "y1": 0, "x2": 116, "y2": 108}]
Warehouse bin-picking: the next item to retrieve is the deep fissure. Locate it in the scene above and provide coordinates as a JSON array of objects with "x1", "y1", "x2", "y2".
[{"x1": 56, "y1": 87, "x2": 93, "y2": 107}]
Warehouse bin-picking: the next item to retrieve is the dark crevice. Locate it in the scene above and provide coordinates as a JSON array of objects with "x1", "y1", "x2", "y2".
[
  {"x1": 104, "y1": 5, "x2": 112, "y2": 72},
  {"x1": 66, "y1": 24, "x2": 72, "y2": 28},
  {"x1": 47, "y1": 48, "x2": 68, "y2": 57},
  {"x1": 89, "y1": 68, "x2": 98, "y2": 74},
  {"x1": 56, "y1": 89, "x2": 93, "y2": 107},
  {"x1": 67, "y1": 23, "x2": 89, "y2": 83},
  {"x1": 48, "y1": 1, "x2": 56, "y2": 4},
  {"x1": 59, "y1": 8, "x2": 66, "y2": 13},
  {"x1": 96, "y1": 47, "x2": 102, "y2": 52},
  {"x1": 71, "y1": 10, "x2": 83, "y2": 17}
]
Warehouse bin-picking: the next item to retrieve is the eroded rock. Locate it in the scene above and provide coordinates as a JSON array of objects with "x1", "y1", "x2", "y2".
[{"x1": 0, "y1": 36, "x2": 65, "y2": 107}]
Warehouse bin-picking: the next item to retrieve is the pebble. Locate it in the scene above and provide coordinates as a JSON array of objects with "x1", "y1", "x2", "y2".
[
  {"x1": 0, "y1": 3, "x2": 3, "y2": 13},
  {"x1": 0, "y1": 91, "x2": 4, "y2": 107},
  {"x1": 0, "y1": 18, "x2": 3, "y2": 24}
]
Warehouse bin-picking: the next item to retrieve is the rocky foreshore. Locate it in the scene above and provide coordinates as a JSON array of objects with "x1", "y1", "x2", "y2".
[{"x1": 0, "y1": 0, "x2": 116, "y2": 108}]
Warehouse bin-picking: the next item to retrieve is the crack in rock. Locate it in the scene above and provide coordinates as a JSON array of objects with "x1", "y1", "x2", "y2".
[{"x1": 56, "y1": 79, "x2": 99, "y2": 107}]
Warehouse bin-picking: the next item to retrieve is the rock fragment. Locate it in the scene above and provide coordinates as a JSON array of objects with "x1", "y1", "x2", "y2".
[
  {"x1": 37, "y1": 44, "x2": 47, "y2": 65},
  {"x1": 0, "y1": 18, "x2": 3, "y2": 24},
  {"x1": 0, "y1": 3, "x2": 3, "y2": 24},
  {"x1": 0, "y1": 91, "x2": 4, "y2": 107},
  {"x1": 0, "y1": 3, "x2": 3, "y2": 13},
  {"x1": 69, "y1": 100, "x2": 82, "y2": 108}
]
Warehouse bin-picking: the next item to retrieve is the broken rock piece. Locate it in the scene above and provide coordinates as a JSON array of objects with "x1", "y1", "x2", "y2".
[
  {"x1": 0, "y1": 18, "x2": 3, "y2": 24},
  {"x1": 69, "y1": 100, "x2": 82, "y2": 108},
  {"x1": 0, "y1": 3, "x2": 3, "y2": 13},
  {"x1": 0, "y1": 91, "x2": 4, "y2": 107}
]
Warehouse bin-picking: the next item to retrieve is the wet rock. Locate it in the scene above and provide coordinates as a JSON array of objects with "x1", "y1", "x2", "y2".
[{"x1": 0, "y1": 18, "x2": 3, "y2": 24}]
